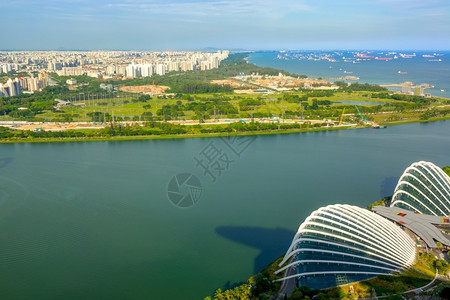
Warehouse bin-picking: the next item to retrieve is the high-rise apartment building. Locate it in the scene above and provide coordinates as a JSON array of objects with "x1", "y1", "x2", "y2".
[
  {"x1": 0, "y1": 85, "x2": 8, "y2": 97},
  {"x1": 156, "y1": 64, "x2": 166, "y2": 76},
  {"x1": 7, "y1": 79, "x2": 16, "y2": 96},
  {"x1": 141, "y1": 64, "x2": 153, "y2": 77}
]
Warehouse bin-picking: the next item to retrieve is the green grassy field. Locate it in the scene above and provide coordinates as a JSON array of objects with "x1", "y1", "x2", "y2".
[{"x1": 32, "y1": 91, "x2": 405, "y2": 123}]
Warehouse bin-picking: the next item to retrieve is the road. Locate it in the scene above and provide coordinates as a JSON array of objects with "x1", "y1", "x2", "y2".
[{"x1": 272, "y1": 265, "x2": 296, "y2": 300}]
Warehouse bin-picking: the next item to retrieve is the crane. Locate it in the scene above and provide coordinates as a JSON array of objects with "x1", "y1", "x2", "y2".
[
  {"x1": 355, "y1": 105, "x2": 366, "y2": 122},
  {"x1": 339, "y1": 108, "x2": 345, "y2": 126}
]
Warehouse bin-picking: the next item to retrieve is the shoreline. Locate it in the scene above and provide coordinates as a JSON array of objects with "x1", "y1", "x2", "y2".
[
  {"x1": 0, "y1": 125, "x2": 358, "y2": 144},
  {"x1": 1, "y1": 116, "x2": 449, "y2": 144},
  {"x1": 247, "y1": 51, "x2": 450, "y2": 100}
]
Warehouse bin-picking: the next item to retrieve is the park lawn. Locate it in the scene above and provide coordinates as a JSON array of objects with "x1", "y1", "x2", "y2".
[{"x1": 16, "y1": 89, "x2": 449, "y2": 124}]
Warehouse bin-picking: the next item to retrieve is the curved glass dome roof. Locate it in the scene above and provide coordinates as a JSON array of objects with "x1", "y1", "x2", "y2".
[
  {"x1": 390, "y1": 161, "x2": 450, "y2": 216},
  {"x1": 275, "y1": 204, "x2": 416, "y2": 290}
]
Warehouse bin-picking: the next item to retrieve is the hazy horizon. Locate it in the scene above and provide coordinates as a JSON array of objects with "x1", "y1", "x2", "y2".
[
  {"x1": 1, "y1": 48, "x2": 450, "y2": 52},
  {"x1": 2, "y1": 0, "x2": 449, "y2": 50}
]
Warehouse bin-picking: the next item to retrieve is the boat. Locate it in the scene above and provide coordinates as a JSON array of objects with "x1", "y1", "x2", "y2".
[
  {"x1": 372, "y1": 124, "x2": 387, "y2": 129},
  {"x1": 375, "y1": 57, "x2": 392, "y2": 61},
  {"x1": 398, "y1": 71, "x2": 408, "y2": 74},
  {"x1": 441, "y1": 89, "x2": 446, "y2": 92}
]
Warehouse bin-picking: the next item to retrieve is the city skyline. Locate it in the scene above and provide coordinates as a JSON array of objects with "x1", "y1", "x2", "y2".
[{"x1": 2, "y1": 0, "x2": 450, "y2": 51}]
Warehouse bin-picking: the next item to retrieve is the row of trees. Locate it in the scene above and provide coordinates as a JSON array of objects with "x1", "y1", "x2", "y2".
[
  {"x1": 335, "y1": 82, "x2": 388, "y2": 92},
  {"x1": 0, "y1": 120, "x2": 332, "y2": 140}
]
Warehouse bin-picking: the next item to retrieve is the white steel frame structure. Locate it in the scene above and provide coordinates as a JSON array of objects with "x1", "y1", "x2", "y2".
[
  {"x1": 391, "y1": 161, "x2": 450, "y2": 216},
  {"x1": 275, "y1": 204, "x2": 416, "y2": 290}
]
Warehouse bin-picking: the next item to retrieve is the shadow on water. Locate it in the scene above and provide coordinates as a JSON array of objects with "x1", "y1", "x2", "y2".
[
  {"x1": 0, "y1": 157, "x2": 13, "y2": 169},
  {"x1": 215, "y1": 226, "x2": 295, "y2": 275},
  {"x1": 380, "y1": 176, "x2": 399, "y2": 199},
  {"x1": 219, "y1": 280, "x2": 247, "y2": 292}
]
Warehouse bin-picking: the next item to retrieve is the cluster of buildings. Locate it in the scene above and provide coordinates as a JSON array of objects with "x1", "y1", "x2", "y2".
[
  {"x1": 234, "y1": 72, "x2": 334, "y2": 92},
  {"x1": 0, "y1": 78, "x2": 21, "y2": 97},
  {"x1": 0, "y1": 73, "x2": 49, "y2": 97},
  {"x1": 116, "y1": 51, "x2": 227, "y2": 78},
  {"x1": 400, "y1": 82, "x2": 432, "y2": 97},
  {"x1": 0, "y1": 50, "x2": 229, "y2": 80},
  {"x1": 277, "y1": 161, "x2": 450, "y2": 290},
  {"x1": 0, "y1": 63, "x2": 21, "y2": 74},
  {"x1": 0, "y1": 50, "x2": 229, "y2": 97}
]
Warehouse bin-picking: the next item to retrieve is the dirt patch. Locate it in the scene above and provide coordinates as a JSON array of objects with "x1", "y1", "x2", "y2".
[{"x1": 119, "y1": 85, "x2": 170, "y2": 95}]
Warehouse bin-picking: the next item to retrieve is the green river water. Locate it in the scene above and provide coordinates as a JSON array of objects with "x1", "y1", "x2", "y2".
[{"x1": 0, "y1": 120, "x2": 449, "y2": 299}]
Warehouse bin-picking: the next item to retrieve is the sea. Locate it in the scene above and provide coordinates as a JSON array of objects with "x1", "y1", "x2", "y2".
[{"x1": 248, "y1": 50, "x2": 450, "y2": 99}]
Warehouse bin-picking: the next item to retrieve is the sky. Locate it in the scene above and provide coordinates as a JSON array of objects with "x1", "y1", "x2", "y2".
[{"x1": 1, "y1": 0, "x2": 450, "y2": 50}]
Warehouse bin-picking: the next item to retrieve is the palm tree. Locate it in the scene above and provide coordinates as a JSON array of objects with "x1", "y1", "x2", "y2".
[{"x1": 214, "y1": 288, "x2": 225, "y2": 300}]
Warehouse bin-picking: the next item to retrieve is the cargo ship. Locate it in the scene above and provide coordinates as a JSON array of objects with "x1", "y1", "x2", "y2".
[{"x1": 375, "y1": 57, "x2": 393, "y2": 61}]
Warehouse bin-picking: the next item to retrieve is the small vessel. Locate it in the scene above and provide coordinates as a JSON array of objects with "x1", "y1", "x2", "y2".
[
  {"x1": 441, "y1": 89, "x2": 446, "y2": 92},
  {"x1": 398, "y1": 71, "x2": 407, "y2": 74}
]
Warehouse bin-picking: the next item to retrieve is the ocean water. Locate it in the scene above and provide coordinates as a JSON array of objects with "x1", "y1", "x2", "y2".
[{"x1": 248, "y1": 51, "x2": 450, "y2": 99}]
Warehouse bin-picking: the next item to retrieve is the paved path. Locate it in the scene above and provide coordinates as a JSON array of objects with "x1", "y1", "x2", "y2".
[
  {"x1": 272, "y1": 265, "x2": 296, "y2": 300},
  {"x1": 405, "y1": 267, "x2": 441, "y2": 295}
]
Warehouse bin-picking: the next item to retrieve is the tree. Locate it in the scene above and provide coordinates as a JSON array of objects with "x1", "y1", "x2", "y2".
[
  {"x1": 251, "y1": 272, "x2": 273, "y2": 297},
  {"x1": 214, "y1": 288, "x2": 224, "y2": 300},
  {"x1": 443, "y1": 166, "x2": 450, "y2": 177},
  {"x1": 439, "y1": 287, "x2": 450, "y2": 299},
  {"x1": 289, "y1": 290, "x2": 303, "y2": 300},
  {"x1": 315, "y1": 292, "x2": 327, "y2": 300}
]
